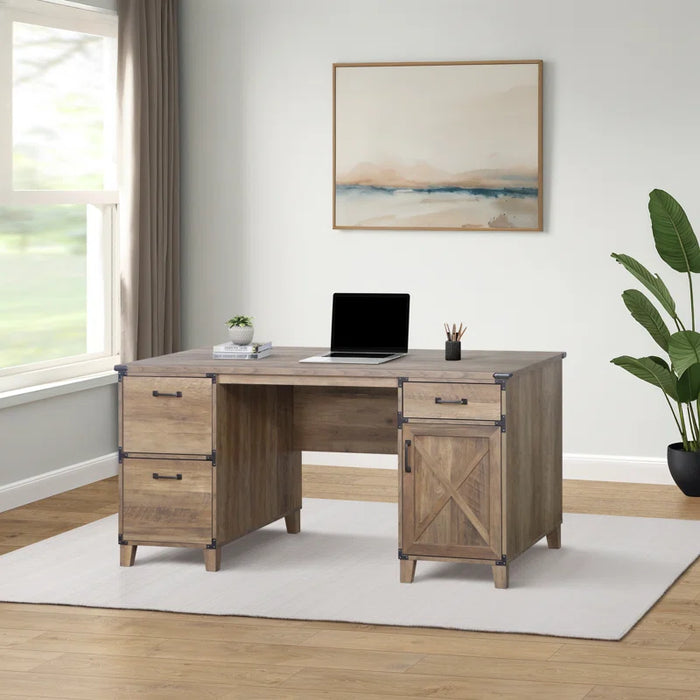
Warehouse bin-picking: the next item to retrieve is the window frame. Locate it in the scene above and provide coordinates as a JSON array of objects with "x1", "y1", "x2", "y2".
[{"x1": 0, "y1": 0, "x2": 119, "y2": 394}]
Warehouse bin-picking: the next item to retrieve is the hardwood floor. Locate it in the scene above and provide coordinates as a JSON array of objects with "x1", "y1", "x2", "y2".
[{"x1": 0, "y1": 465, "x2": 699, "y2": 699}]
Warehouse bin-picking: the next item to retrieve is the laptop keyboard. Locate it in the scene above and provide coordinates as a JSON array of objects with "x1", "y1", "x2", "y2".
[{"x1": 327, "y1": 352, "x2": 394, "y2": 358}]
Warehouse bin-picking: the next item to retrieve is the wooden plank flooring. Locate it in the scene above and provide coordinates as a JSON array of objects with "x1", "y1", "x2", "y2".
[{"x1": 0, "y1": 465, "x2": 698, "y2": 699}]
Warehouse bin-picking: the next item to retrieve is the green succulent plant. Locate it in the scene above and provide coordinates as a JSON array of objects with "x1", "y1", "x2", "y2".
[
  {"x1": 612, "y1": 189, "x2": 700, "y2": 452},
  {"x1": 226, "y1": 315, "x2": 253, "y2": 328}
]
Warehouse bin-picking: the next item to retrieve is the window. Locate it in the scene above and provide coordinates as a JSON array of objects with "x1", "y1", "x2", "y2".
[{"x1": 0, "y1": 0, "x2": 118, "y2": 393}]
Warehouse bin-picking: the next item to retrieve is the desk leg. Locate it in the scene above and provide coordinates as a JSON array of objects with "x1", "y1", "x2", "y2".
[
  {"x1": 285, "y1": 508, "x2": 301, "y2": 534},
  {"x1": 546, "y1": 524, "x2": 561, "y2": 549},
  {"x1": 204, "y1": 547, "x2": 221, "y2": 572},
  {"x1": 400, "y1": 559, "x2": 416, "y2": 583},
  {"x1": 120, "y1": 544, "x2": 137, "y2": 567},
  {"x1": 492, "y1": 563, "x2": 509, "y2": 589}
]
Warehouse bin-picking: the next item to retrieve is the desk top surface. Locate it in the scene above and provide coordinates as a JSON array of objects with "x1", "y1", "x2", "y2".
[{"x1": 118, "y1": 347, "x2": 565, "y2": 383}]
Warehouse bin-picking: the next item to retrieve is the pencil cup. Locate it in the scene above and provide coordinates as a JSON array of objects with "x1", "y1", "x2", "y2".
[{"x1": 445, "y1": 341, "x2": 461, "y2": 361}]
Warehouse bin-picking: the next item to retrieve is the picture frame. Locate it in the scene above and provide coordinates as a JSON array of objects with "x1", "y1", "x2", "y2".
[{"x1": 333, "y1": 60, "x2": 543, "y2": 232}]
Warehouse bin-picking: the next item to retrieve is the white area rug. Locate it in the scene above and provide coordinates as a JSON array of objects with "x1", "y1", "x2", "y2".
[{"x1": 0, "y1": 498, "x2": 698, "y2": 640}]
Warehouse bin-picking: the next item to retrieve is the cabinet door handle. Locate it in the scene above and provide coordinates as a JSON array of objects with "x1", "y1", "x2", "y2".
[
  {"x1": 152, "y1": 473, "x2": 182, "y2": 480},
  {"x1": 434, "y1": 397, "x2": 468, "y2": 405},
  {"x1": 404, "y1": 439, "x2": 412, "y2": 473},
  {"x1": 152, "y1": 390, "x2": 183, "y2": 398}
]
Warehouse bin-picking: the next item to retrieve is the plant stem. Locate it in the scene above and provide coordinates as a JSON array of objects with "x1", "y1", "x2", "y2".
[
  {"x1": 688, "y1": 270, "x2": 696, "y2": 332},
  {"x1": 691, "y1": 402, "x2": 700, "y2": 450},
  {"x1": 688, "y1": 403, "x2": 700, "y2": 450},
  {"x1": 664, "y1": 393, "x2": 684, "y2": 440},
  {"x1": 677, "y1": 401, "x2": 690, "y2": 451}
]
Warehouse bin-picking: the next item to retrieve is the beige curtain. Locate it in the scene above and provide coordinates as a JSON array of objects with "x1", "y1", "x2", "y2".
[{"x1": 117, "y1": 0, "x2": 180, "y2": 361}]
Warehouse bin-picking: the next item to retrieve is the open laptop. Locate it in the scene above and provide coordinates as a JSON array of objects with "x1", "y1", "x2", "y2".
[{"x1": 300, "y1": 293, "x2": 410, "y2": 364}]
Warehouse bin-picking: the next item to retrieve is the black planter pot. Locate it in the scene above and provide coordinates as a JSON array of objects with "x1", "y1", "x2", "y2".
[{"x1": 667, "y1": 443, "x2": 700, "y2": 497}]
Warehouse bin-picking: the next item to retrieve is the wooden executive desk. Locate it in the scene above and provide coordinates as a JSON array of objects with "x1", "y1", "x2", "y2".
[{"x1": 116, "y1": 347, "x2": 564, "y2": 588}]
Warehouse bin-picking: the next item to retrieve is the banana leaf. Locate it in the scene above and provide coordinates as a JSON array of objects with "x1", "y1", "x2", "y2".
[
  {"x1": 621, "y1": 289, "x2": 671, "y2": 351},
  {"x1": 668, "y1": 330, "x2": 700, "y2": 377},
  {"x1": 677, "y1": 364, "x2": 700, "y2": 403},
  {"x1": 611, "y1": 253, "x2": 676, "y2": 319},
  {"x1": 611, "y1": 355, "x2": 679, "y2": 400},
  {"x1": 648, "y1": 355, "x2": 671, "y2": 370},
  {"x1": 648, "y1": 189, "x2": 700, "y2": 273}
]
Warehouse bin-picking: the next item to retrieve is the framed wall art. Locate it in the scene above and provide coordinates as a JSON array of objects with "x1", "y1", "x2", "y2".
[{"x1": 333, "y1": 60, "x2": 543, "y2": 232}]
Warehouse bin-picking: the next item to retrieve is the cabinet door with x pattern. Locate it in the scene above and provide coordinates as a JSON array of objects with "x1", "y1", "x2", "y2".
[{"x1": 401, "y1": 423, "x2": 502, "y2": 561}]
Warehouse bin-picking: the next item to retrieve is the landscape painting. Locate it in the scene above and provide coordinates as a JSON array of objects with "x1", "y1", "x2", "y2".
[{"x1": 333, "y1": 61, "x2": 542, "y2": 231}]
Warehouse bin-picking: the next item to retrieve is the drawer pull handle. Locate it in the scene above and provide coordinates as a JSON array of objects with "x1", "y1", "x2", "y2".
[
  {"x1": 152, "y1": 390, "x2": 183, "y2": 398},
  {"x1": 434, "y1": 397, "x2": 468, "y2": 405},
  {"x1": 152, "y1": 473, "x2": 182, "y2": 480},
  {"x1": 404, "y1": 439, "x2": 412, "y2": 473}
]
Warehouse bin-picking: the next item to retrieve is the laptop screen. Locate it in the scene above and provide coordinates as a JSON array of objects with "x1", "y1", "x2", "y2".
[{"x1": 330, "y1": 293, "x2": 410, "y2": 354}]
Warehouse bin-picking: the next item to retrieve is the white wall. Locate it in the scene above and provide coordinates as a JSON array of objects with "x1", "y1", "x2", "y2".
[
  {"x1": 179, "y1": 0, "x2": 700, "y2": 472},
  {"x1": 0, "y1": 384, "x2": 118, "y2": 509},
  {"x1": 0, "y1": 385, "x2": 116, "y2": 484}
]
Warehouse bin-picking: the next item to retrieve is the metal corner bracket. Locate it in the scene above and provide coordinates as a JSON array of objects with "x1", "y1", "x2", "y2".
[
  {"x1": 398, "y1": 549, "x2": 409, "y2": 560},
  {"x1": 496, "y1": 415, "x2": 506, "y2": 432},
  {"x1": 206, "y1": 450, "x2": 217, "y2": 466},
  {"x1": 493, "y1": 372, "x2": 512, "y2": 389},
  {"x1": 115, "y1": 364, "x2": 128, "y2": 381},
  {"x1": 397, "y1": 376, "x2": 408, "y2": 388},
  {"x1": 397, "y1": 412, "x2": 408, "y2": 428},
  {"x1": 206, "y1": 539, "x2": 217, "y2": 550},
  {"x1": 206, "y1": 372, "x2": 217, "y2": 382},
  {"x1": 118, "y1": 534, "x2": 128, "y2": 545},
  {"x1": 494, "y1": 555, "x2": 507, "y2": 566}
]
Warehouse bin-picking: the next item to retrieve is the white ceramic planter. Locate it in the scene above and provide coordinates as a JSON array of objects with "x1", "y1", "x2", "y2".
[{"x1": 228, "y1": 325, "x2": 254, "y2": 344}]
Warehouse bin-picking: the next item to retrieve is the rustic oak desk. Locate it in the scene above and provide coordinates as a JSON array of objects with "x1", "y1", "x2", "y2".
[{"x1": 116, "y1": 347, "x2": 564, "y2": 589}]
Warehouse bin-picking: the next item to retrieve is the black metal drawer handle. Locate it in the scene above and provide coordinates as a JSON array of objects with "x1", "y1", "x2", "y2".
[
  {"x1": 434, "y1": 397, "x2": 468, "y2": 405},
  {"x1": 152, "y1": 473, "x2": 182, "y2": 480},
  {"x1": 152, "y1": 390, "x2": 183, "y2": 398},
  {"x1": 404, "y1": 439, "x2": 412, "y2": 473}
]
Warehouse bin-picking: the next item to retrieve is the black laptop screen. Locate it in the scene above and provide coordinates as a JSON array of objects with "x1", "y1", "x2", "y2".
[{"x1": 330, "y1": 293, "x2": 410, "y2": 354}]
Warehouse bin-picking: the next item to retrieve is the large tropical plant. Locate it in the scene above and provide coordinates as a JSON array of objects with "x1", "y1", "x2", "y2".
[{"x1": 611, "y1": 189, "x2": 700, "y2": 452}]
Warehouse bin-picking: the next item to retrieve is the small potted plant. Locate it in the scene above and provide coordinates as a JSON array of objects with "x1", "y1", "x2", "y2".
[
  {"x1": 611, "y1": 189, "x2": 700, "y2": 496},
  {"x1": 226, "y1": 315, "x2": 254, "y2": 345}
]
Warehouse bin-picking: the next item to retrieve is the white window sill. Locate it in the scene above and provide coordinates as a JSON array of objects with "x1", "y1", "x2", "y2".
[{"x1": 0, "y1": 370, "x2": 118, "y2": 409}]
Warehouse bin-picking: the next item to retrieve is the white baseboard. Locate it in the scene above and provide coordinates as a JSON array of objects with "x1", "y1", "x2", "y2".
[
  {"x1": 301, "y1": 451, "x2": 674, "y2": 485},
  {"x1": 0, "y1": 449, "x2": 674, "y2": 514},
  {"x1": 563, "y1": 453, "x2": 673, "y2": 485},
  {"x1": 0, "y1": 452, "x2": 119, "y2": 513}
]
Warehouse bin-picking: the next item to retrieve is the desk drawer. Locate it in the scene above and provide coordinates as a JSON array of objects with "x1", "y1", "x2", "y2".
[
  {"x1": 121, "y1": 458, "x2": 213, "y2": 544},
  {"x1": 122, "y1": 376, "x2": 213, "y2": 455},
  {"x1": 402, "y1": 382, "x2": 501, "y2": 421}
]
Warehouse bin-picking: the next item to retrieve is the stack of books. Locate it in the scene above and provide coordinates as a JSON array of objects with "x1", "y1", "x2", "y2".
[{"x1": 212, "y1": 340, "x2": 272, "y2": 360}]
